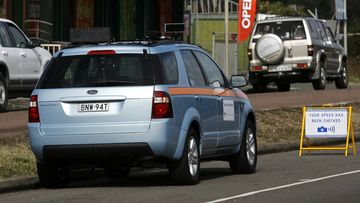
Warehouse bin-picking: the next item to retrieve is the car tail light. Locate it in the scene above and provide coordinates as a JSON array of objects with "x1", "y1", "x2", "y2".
[
  {"x1": 307, "y1": 45, "x2": 314, "y2": 56},
  {"x1": 152, "y1": 91, "x2": 173, "y2": 119},
  {"x1": 297, "y1": 63, "x2": 308, "y2": 68},
  {"x1": 251, "y1": 66, "x2": 263, "y2": 72},
  {"x1": 29, "y1": 95, "x2": 40, "y2": 123},
  {"x1": 87, "y1": 50, "x2": 116, "y2": 55},
  {"x1": 248, "y1": 49, "x2": 253, "y2": 60}
]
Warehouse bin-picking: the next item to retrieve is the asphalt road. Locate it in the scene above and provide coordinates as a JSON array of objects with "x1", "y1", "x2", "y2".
[
  {"x1": 0, "y1": 149, "x2": 359, "y2": 203},
  {"x1": 1, "y1": 83, "x2": 360, "y2": 202}
]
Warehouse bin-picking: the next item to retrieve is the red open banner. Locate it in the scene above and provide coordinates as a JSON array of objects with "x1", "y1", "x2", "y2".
[{"x1": 238, "y1": 0, "x2": 257, "y2": 43}]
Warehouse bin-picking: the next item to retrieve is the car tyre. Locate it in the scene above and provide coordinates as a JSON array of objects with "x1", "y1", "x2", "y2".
[
  {"x1": 335, "y1": 61, "x2": 348, "y2": 89},
  {"x1": 104, "y1": 167, "x2": 131, "y2": 179},
  {"x1": 252, "y1": 82, "x2": 267, "y2": 93},
  {"x1": 312, "y1": 61, "x2": 327, "y2": 90},
  {"x1": 169, "y1": 128, "x2": 200, "y2": 185},
  {"x1": 276, "y1": 82, "x2": 291, "y2": 92},
  {"x1": 0, "y1": 73, "x2": 8, "y2": 112},
  {"x1": 37, "y1": 162, "x2": 69, "y2": 188},
  {"x1": 229, "y1": 120, "x2": 257, "y2": 174}
]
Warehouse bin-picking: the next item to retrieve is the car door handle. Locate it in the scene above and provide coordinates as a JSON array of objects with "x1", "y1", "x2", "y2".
[
  {"x1": 2, "y1": 51, "x2": 7, "y2": 56},
  {"x1": 20, "y1": 52, "x2": 26, "y2": 57}
]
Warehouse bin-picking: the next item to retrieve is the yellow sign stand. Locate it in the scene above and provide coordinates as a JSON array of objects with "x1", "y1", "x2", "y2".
[{"x1": 299, "y1": 106, "x2": 356, "y2": 156}]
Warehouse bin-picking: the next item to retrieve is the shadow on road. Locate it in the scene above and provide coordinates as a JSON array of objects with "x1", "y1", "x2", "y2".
[{"x1": 47, "y1": 166, "x2": 235, "y2": 189}]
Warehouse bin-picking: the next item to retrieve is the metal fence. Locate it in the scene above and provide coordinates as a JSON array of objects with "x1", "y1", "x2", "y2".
[
  {"x1": 24, "y1": 20, "x2": 53, "y2": 43},
  {"x1": 185, "y1": 0, "x2": 249, "y2": 76}
]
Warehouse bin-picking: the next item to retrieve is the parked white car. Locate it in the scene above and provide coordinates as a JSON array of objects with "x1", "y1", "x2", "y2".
[{"x1": 0, "y1": 18, "x2": 52, "y2": 112}]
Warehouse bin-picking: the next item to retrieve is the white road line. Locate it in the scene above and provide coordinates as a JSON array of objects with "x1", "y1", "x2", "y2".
[{"x1": 205, "y1": 169, "x2": 360, "y2": 203}]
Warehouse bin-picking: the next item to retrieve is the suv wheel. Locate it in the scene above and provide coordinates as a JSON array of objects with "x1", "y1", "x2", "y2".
[
  {"x1": 252, "y1": 82, "x2": 267, "y2": 93},
  {"x1": 335, "y1": 61, "x2": 348, "y2": 89},
  {"x1": 0, "y1": 73, "x2": 8, "y2": 112},
  {"x1": 312, "y1": 61, "x2": 327, "y2": 90},
  {"x1": 37, "y1": 162, "x2": 69, "y2": 188},
  {"x1": 229, "y1": 120, "x2": 257, "y2": 174},
  {"x1": 276, "y1": 82, "x2": 291, "y2": 92},
  {"x1": 169, "y1": 128, "x2": 200, "y2": 185}
]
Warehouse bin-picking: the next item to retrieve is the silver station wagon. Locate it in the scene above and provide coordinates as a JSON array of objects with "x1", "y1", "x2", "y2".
[{"x1": 28, "y1": 41, "x2": 257, "y2": 187}]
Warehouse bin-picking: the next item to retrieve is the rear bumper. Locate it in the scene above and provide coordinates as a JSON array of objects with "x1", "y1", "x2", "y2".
[
  {"x1": 249, "y1": 61, "x2": 318, "y2": 84},
  {"x1": 249, "y1": 70, "x2": 314, "y2": 83},
  {"x1": 28, "y1": 119, "x2": 183, "y2": 161},
  {"x1": 43, "y1": 143, "x2": 154, "y2": 160}
]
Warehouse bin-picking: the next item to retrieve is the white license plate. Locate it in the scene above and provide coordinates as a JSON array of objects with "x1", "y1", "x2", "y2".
[
  {"x1": 268, "y1": 64, "x2": 292, "y2": 72},
  {"x1": 77, "y1": 103, "x2": 109, "y2": 112}
]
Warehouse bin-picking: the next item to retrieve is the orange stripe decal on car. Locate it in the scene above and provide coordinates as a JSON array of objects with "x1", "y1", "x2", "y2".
[
  {"x1": 168, "y1": 87, "x2": 248, "y2": 99},
  {"x1": 168, "y1": 87, "x2": 212, "y2": 96}
]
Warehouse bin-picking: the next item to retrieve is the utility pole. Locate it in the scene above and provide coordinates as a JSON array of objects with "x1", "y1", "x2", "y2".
[
  {"x1": 224, "y1": 0, "x2": 229, "y2": 77},
  {"x1": 344, "y1": 0, "x2": 348, "y2": 55},
  {"x1": 335, "y1": 0, "x2": 348, "y2": 55}
]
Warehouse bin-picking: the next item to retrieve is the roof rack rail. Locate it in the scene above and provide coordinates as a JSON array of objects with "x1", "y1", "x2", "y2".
[{"x1": 264, "y1": 16, "x2": 292, "y2": 20}]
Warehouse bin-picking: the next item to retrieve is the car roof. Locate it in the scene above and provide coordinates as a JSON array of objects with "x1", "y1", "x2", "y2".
[
  {"x1": 0, "y1": 18, "x2": 15, "y2": 24},
  {"x1": 55, "y1": 41, "x2": 202, "y2": 57},
  {"x1": 256, "y1": 17, "x2": 323, "y2": 24}
]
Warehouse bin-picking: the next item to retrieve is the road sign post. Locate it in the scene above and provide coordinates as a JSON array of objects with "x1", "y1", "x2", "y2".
[{"x1": 299, "y1": 106, "x2": 356, "y2": 156}]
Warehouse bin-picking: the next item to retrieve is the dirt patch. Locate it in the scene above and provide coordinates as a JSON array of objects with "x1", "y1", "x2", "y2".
[{"x1": 257, "y1": 103, "x2": 360, "y2": 145}]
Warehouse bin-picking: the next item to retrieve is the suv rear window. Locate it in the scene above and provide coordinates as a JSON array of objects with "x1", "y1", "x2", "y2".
[
  {"x1": 254, "y1": 20, "x2": 306, "y2": 41},
  {"x1": 38, "y1": 53, "x2": 178, "y2": 88}
]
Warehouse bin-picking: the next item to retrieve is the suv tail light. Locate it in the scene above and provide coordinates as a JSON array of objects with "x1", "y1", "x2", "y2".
[
  {"x1": 251, "y1": 66, "x2": 263, "y2": 72},
  {"x1": 29, "y1": 95, "x2": 40, "y2": 123},
  {"x1": 247, "y1": 49, "x2": 253, "y2": 60},
  {"x1": 152, "y1": 91, "x2": 173, "y2": 119},
  {"x1": 307, "y1": 45, "x2": 314, "y2": 56}
]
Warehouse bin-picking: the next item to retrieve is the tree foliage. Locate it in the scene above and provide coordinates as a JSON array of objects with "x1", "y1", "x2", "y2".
[
  {"x1": 258, "y1": 0, "x2": 360, "y2": 32},
  {"x1": 257, "y1": 1, "x2": 307, "y2": 16}
]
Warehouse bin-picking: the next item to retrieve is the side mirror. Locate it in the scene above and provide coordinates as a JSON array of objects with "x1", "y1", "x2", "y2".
[
  {"x1": 231, "y1": 75, "x2": 248, "y2": 87},
  {"x1": 335, "y1": 34, "x2": 343, "y2": 42},
  {"x1": 30, "y1": 39, "x2": 41, "y2": 47}
]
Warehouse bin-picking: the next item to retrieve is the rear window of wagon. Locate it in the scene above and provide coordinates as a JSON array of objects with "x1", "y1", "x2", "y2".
[{"x1": 38, "y1": 52, "x2": 178, "y2": 88}]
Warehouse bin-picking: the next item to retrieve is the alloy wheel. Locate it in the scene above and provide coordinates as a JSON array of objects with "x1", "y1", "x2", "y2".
[
  {"x1": 0, "y1": 81, "x2": 5, "y2": 105},
  {"x1": 342, "y1": 66, "x2": 348, "y2": 84},
  {"x1": 187, "y1": 137, "x2": 199, "y2": 176},
  {"x1": 320, "y1": 66, "x2": 326, "y2": 87},
  {"x1": 246, "y1": 128, "x2": 256, "y2": 166}
]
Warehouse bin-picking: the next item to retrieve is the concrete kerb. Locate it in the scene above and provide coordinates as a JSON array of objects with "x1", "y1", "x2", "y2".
[
  {"x1": 258, "y1": 137, "x2": 360, "y2": 155},
  {"x1": 0, "y1": 176, "x2": 38, "y2": 194},
  {"x1": 1, "y1": 138, "x2": 358, "y2": 194}
]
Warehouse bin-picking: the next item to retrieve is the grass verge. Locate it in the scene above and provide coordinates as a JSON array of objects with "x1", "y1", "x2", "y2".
[
  {"x1": 257, "y1": 103, "x2": 360, "y2": 145},
  {"x1": 0, "y1": 133, "x2": 36, "y2": 178},
  {"x1": 1, "y1": 102, "x2": 359, "y2": 179},
  {"x1": 348, "y1": 56, "x2": 360, "y2": 82}
]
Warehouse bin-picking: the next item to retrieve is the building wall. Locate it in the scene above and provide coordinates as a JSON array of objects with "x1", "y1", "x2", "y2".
[{"x1": 2, "y1": 0, "x2": 183, "y2": 42}]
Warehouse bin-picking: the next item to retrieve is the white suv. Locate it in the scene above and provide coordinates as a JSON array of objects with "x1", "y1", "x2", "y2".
[
  {"x1": 0, "y1": 18, "x2": 52, "y2": 112},
  {"x1": 248, "y1": 17, "x2": 347, "y2": 92}
]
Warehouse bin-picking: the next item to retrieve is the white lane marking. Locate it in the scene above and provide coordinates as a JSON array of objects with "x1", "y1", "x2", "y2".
[{"x1": 206, "y1": 170, "x2": 360, "y2": 203}]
